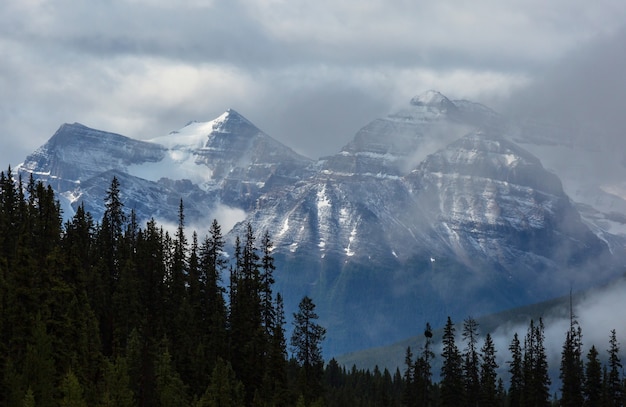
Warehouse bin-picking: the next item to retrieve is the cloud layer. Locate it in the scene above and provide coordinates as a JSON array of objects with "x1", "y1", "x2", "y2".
[{"x1": 1, "y1": 0, "x2": 626, "y2": 167}]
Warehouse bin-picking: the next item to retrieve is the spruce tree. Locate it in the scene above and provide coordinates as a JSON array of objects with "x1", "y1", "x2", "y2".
[
  {"x1": 462, "y1": 316, "x2": 480, "y2": 407},
  {"x1": 508, "y1": 333, "x2": 523, "y2": 407},
  {"x1": 560, "y1": 326, "x2": 584, "y2": 406},
  {"x1": 479, "y1": 333, "x2": 499, "y2": 407},
  {"x1": 522, "y1": 318, "x2": 551, "y2": 407},
  {"x1": 291, "y1": 295, "x2": 327, "y2": 404},
  {"x1": 440, "y1": 316, "x2": 464, "y2": 407},
  {"x1": 199, "y1": 220, "x2": 228, "y2": 367},
  {"x1": 584, "y1": 345, "x2": 603, "y2": 407},
  {"x1": 607, "y1": 329, "x2": 622, "y2": 406},
  {"x1": 415, "y1": 323, "x2": 434, "y2": 407},
  {"x1": 228, "y1": 224, "x2": 264, "y2": 403},
  {"x1": 402, "y1": 346, "x2": 415, "y2": 407},
  {"x1": 59, "y1": 369, "x2": 88, "y2": 407}
]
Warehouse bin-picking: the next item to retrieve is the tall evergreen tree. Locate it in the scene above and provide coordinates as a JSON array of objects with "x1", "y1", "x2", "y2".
[
  {"x1": 559, "y1": 316, "x2": 584, "y2": 407},
  {"x1": 607, "y1": 329, "x2": 622, "y2": 407},
  {"x1": 402, "y1": 346, "x2": 415, "y2": 407},
  {"x1": 414, "y1": 323, "x2": 434, "y2": 407},
  {"x1": 199, "y1": 220, "x2": 228, "y2": 367},
  {"x1": 440, "y1": 316, "x2": 464, "y2": 407},
  {"x1": 228, "y1": 224, "x2": 265, "y2": 403},
  {"x1": 479, "y1": 333, "x2": 499, "y2": 407},
  {"x1": 462, "y1": 316, "x2": 480, "y2": 407},
  {"x1": 584, "y1": 345, "x2": 603, "y2": 407},
  {"x1": 291, "y1": 295, "x2": 327, "y2": 404},
  {"x1": 508, "y1": 333, "x2": 523, "y2": 407},
  {"x1": 522, "y1": 318, "x2": 551, "y2": 407},
  {"x1": 96, "y1": 176, "x2": 127, "y2": 356}
]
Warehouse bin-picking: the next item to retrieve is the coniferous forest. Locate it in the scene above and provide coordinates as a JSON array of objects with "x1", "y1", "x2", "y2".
[{"x1": 1, "y1": 165, "x2": 626, "y2": 407}]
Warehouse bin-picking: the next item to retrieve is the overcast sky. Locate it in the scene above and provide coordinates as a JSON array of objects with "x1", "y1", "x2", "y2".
[{"x1": 2, "y1": 0, "x2": 626, "y2": 167}]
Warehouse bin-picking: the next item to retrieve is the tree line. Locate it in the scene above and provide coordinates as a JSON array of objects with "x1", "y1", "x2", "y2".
[{"x1": 1, "y1": 166, "x2": 625, "y2": 406}]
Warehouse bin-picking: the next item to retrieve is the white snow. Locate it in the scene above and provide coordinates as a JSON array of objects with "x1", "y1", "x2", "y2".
[
  {"x1": 278, "y1": 217, "x2": 289, "y2": 237},
  {"x1": 345, "y1": 225, "x2": 357, "y2": 257},
  {"x1": 127, "y1": 114, "x2": 236, "y2": 187},
  {"x1": 411, "y1": 90, "x2": 448, "y2": 106}
]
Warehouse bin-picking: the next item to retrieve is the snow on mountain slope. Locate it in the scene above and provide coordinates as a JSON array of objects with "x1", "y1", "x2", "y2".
[
  {"x1": 19, "y1": 123, "x2": 166, "y2": 190},
  {"x1": 17, "y1": 109, "x2": 314, "y2": 223},
  {"x1": 14, "y1": 90, "x2": 626, "y2": 357}
]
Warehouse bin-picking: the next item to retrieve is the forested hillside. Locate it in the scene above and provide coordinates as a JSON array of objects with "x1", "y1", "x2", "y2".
[{"x1": 1, "y1": 166, "x2": 625, "y2": 407}]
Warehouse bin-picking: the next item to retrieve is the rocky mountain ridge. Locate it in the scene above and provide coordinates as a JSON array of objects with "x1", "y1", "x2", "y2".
[{"x1": 16, "y1": 91, "x2": 626, "y2": 355}]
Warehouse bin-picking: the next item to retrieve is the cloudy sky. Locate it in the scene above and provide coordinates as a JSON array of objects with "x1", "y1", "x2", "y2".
[{"x1": 2, "y1": 0, "x2": 626, "y2": 167}]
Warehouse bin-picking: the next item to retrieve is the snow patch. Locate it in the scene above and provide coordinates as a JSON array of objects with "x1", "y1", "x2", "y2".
[{"x1": 345, "y1": 225, "x2": 357, "y2": 257}]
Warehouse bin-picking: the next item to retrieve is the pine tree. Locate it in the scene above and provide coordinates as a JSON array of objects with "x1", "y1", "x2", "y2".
[
  {"x1": 440, "y1": 316, "x2": 464, "y2": 407},
  {"x1": 155, "y1": 346, "x2": 189, "y2": 407},
  {"x1": 479, "y1": 333, "x2": 499, "y2": 407},
  {"x1": 101, "y1": 356, "x2": 135, "y2": 407},
  {"x1": 462, "y1": 316, "x2": 480, "y2": 407},
  {"x1": 291, "y1": 295, "x2": 327, "y2": 404},
  {"x1": 228, "y1": 224, "x2": 264, "y2": 403},
  {"x1": 560, "y1": 293, "x2": 584, "y2": 407},
  {"x1": 199, "y1": 220, "x2": 228, "y2": 367},
  {"x1": 508, "y1": 333, "x2": 523, "y2": 407},
  {"x1": 402, "y1": 346, "x2": 415, "y2": 407},
  {"x1": 607, "y1": 329, "x2": 622, "y2": 407},
  {"x1": 22, "y1": 316, "x2": 56, "y2": 407},
  {"x1": 196, "y1": 358, "x2": 245, "y2": 407},
  {"x1": 265, "y1": 292, "x2": 289, "y2": 407},
  {"x1": 584, "y1": 345, "x2": 603, "y2": 407},
  {"x1": 59, "y1": 369, "x2": 88, "y2": 407},
  {"x1": 96, "y1": 176, "x2": 127, "y2": 356},
  {"x1": 414, "y1": 323, "x2": 434, "y2": 407},
  {"x1": 522, "y1": 318, "x2": 551, "y2": 407}
]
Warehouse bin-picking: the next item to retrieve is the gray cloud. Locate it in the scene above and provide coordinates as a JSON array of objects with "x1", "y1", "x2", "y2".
[{"x1": 2, "y1": 0, "x2": 626, "y2": 168}]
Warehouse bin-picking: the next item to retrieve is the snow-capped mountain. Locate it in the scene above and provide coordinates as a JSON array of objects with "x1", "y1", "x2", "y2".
[
  {"x1": 16, "y1": 91, "x2": 626, "y2": 356},
  {"x1": 18, "y1": 109, "x2": 314, "y2": 224}
]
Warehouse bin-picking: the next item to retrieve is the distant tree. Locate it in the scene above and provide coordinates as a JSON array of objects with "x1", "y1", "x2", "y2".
[
  {"x1": 607, "y1": 329, "x2": 622, "y2": 406},
  {"x1": 415, "y1": 322, "x2": 434, "y2": 407},
  {"x1": 155, "y1": 347, "x2": 189, "y2": 407},
  {"x1": 291, "y1": 295, "x2": 326, "y2": 404},
  {"x1": 462, "y1": 316, "x2": 480, "y2": 407},
  {"x1": 440, "y1": 316, "x2": 464, "y2": 407},
  {"x1": 508, "y1": 333, "x2": 523, "y2": 407},
  {"x1": 584, "y1": 345, "x2": 603, "y2": 407},
  {"x1": 560, "y1": 295, "x2": 584, "y2": 407},
  {"x1": 479, "y1": 333, "x2": 499, "y2": 407},
  {"x1": 196, "y1": 358, "x2": 245, "y2": 407},
  {"x1": 402, "y1": 346, "x2": 415, "y2": 407},
  {"x1": 560, "y1": 325, "x2": 584, "y2": 406},
  {"x1": 59, "y1": 369, "x2": 87, "y2": 407},
  {"x1": 522, "y1": 318, "x2": 551, "y2": 407}
]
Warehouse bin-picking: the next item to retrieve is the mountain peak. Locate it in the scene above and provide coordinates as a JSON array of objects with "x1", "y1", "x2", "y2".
[{"x1": 410, "y1": 90, "x2": 457, "y2": 112}]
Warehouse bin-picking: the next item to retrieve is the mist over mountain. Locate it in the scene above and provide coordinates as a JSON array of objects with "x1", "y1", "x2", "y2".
[{"x1": 16, "y1": 91, "x2": 626, "y2": 356}]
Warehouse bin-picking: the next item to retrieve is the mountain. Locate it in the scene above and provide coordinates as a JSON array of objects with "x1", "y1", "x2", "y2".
[
  {"x1": 16, "y1": 91, "x2": 626, "y2": 357},
  {"x1": 18, "y1": 110, "x2": 314, "y2": 224}
]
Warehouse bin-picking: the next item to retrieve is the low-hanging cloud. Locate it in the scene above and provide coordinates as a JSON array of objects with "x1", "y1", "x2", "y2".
[{"x1": 3, "y1": 0, "x2": 626, "y2": 168}]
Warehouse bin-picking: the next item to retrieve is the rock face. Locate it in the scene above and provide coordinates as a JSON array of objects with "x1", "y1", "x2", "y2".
[
  {"x1": 16, "y1": 91, "x2": 625, "y2": 356},
  {"x1": 19, "y1": 110, "x2": 314, "y2": 224}
]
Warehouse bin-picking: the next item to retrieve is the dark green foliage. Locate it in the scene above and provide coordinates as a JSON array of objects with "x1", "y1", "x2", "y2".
[
  {"x1": 479, "y1": 333, "x2": 498, "y2": 407},
  {"x1": 1, "y1": 168, "x2": 626, "y2": 407},
  {"x1": 522, "y1": 318, "x2": 551, "y2": 407},
  {"x1": 462, "y1": 316, "x2": 480, "y2": 407},
  {"x1": 584, "y1": 345, "x2": 602, "y2": 407},
  {"x1": 508, "y1": 333, "x2": 523, "y2": 407},
  {"x1": 559, "y1": 311, "x2": 583, "y2": 407},
  {"x1": 440, "y1": 316, "x2": 464, "y2": 407},
  {"x1": 606, "y1": 329, "x2": 622, "y2": 406},
  {"x1": 292, "y1": 295, "x2": 327, "y2": 404}
]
